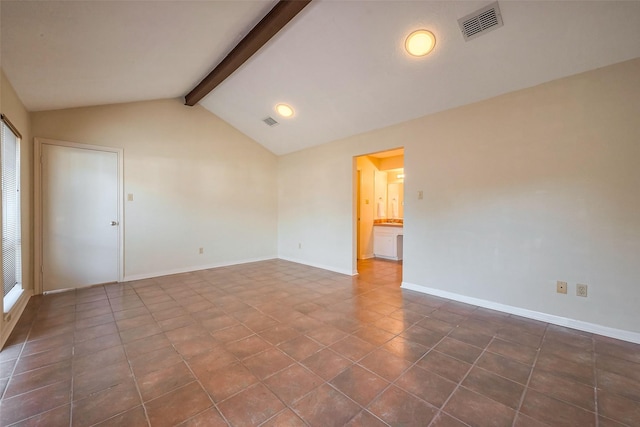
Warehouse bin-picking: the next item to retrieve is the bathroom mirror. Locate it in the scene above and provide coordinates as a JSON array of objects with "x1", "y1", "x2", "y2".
[
  {"x1": 387, "y1": 182, "x2": 404, "y2": 219},
  {"x1": 373, "y1": 168, "x2": 404, "y2": 220}
]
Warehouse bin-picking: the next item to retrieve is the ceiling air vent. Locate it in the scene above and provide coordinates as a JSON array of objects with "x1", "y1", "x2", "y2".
[
  {"x1": 458, "y1": 1, "x2": 503, "y2": 42},
  {"x1": 263, "y1": 116, "x2": 279, "y2": 127}
]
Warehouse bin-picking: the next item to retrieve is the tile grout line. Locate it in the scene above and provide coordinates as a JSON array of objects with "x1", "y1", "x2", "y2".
[
  {"x1": 223, "y1": 269, "x2": 338, "y2": 426},
  {"x1": 114, "y1": 286, "x2": 153, "y2": 427},
  {"x1": 190, "y1": 272, "x2": 307, "y2": 425},
  {"x1": 11, "y1": 270, "x2": 424, "y2": 427},
  {"x1": 136, "y1": 280, "x2": 232, "y2": 427},
  {"x1": 354, "y1": 302, "x2": 510, "y2": 426},
  {"x1": 428, "y1": 327, "x2": 494, "y2": 427},
  {"x1": 8, "y1": 265, "x2": 313, "y2": 425},
  {"x1": 511, "y1": 322, "x2": 547, "y2": 427},
  {"x1": 0, "y1": 323, "x2": 29, "y2": 402},
  {"x1": 73, "y1": 289, "x2": 125, "y2": 426},
  {"x1": 1, "y1": 298, "x2": 47, "y2": 424},
  {"x1": 28, "y1": 299, "x2": 75, "y2": 427},
  {"x1": 367, "y1": 306, "x2": 477, "y2": 427},
  {"x1": 232, "y1": 283, "x2": 412, "y2": 426},
  {"x1": 5, "y1": 261, "x2": 638, "y2": 426},
  {"x1": 333, "y1": 305, "x2": 438, "y2": 426},
  {"x1": 70, "y1": 292, "x2": 78, "y2": 427},
  {"x1": 216, "y1": 327, "x2": 337, "y2": 424},
  {"x1": 592, "y1": 335, "x2": 599, "y2": 427}
]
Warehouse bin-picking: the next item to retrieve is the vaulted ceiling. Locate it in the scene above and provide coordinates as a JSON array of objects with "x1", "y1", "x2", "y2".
[{"x1": 3, "y1": 1, "x2": 640, "y2": 155}]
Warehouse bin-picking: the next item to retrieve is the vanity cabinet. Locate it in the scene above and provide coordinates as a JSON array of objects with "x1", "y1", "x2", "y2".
[{"x1": 373, "y1": 226, "x2": 403, "y2": 260}]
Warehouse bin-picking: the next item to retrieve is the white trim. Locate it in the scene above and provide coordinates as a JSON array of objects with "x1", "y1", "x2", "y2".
[
  {"x1": 278, "y1": 256, "x2": 355, "y2": 276},
  {"x1": 1, "y1": 289, "x2": 32, "y2": 348},
  {"x1": 373, "y1": 254, "x2": 401, "y2": 261},
  {"x1": 34, "y1": 138, "x2": 125, "y2": 294},
  {"x1": 123, "y1": 257, "x2": 276, "y2": 282},
  {"x1": 43, "y1": 288, "x2": 78, "y2": 295},
  {"x1": 401, "y1": 281, "x2": 640, "y2": 345},
  {"x1": 3, "y1": 285, "x2": 23, "y2": 313}
]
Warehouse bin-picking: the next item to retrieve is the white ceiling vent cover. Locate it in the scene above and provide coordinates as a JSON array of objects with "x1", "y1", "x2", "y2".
[
  {"x1": 458, "y1": 2, "x2": 503, "y2": 42},
  {"x1": 263, "y1": 117, "x2": 279, "y2": 127}
]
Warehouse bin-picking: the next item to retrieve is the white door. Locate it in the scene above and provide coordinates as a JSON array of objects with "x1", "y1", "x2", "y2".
[{"x1": 41, "y1": 144, "x2": 120, "y2": 291}]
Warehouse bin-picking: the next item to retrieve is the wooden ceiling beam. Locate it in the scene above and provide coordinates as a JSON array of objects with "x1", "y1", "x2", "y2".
[{"x1": 185, "y1": 0, "x2": 312, "y2": 106}]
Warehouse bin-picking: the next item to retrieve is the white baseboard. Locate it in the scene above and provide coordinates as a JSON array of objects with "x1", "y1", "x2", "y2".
[
  {"x1": 1, "y1": 289, "x2": 33, "y2": 349},
  {"x1": 401, "y1": 281, "x2": 640, "y2": 345},
  {"x1": 123, "y1": 256, "x2": 277, "y2": 282},
  {"x1": 278, "y1": 256, "x2": 355, "y2": 276}
]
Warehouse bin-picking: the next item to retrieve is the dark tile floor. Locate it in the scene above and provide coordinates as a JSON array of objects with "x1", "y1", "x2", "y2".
[{"x1": 1, "y1": 258, "x2": 639, "y2": 426}]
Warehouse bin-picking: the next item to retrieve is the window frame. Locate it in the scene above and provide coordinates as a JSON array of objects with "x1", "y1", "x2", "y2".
[{"x1": 1, "y1": 113, "x2": 24, "y2": 312}]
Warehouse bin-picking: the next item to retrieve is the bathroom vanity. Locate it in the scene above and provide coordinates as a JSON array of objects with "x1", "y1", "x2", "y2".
[{"x1": 373, "y1": 224, "x2": 403, "y2": 261}]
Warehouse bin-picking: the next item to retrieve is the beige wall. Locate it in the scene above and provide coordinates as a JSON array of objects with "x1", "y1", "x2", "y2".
[
  {"x1": 278, "y1": 58, "x2": 640, "y2": 336},
  {"x1": 1, "y1": 70, "x2": 33, "y2": 344},
  {"x1": 32, "y1": 99, "x2": 278, "y2": 280},
  {"x1": 3, "y1": 57, "x2": 639, "y2": 343}
]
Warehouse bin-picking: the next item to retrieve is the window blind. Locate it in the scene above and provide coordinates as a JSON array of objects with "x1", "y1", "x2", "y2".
[{"x1": 1, "y1": 116, "x2": 22, "y2": 298}]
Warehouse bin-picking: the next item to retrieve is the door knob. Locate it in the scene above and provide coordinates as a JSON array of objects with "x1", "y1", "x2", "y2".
[{"x1": 110, "y1": 221, "x2": 119, "y2": 226}]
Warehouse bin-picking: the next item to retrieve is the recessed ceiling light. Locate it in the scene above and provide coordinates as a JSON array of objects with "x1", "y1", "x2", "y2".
[
  {"x1": 405, "y1": 30, "x2": 436, "y2": 57},
  {"x1": 275, "y1": 103, "x2": 294, "y2": 118}
]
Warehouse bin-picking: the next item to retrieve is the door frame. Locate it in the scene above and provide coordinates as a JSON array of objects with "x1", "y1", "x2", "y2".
[
  {"x1": 356, "y1": 170, "x2": 361, "y2": 260},
  {"x1": 34, "y1": 138, "x2": 124, "y2": 294},
  {"x1": 353, "y1": 148, "x2": 404, "y2": 275}
]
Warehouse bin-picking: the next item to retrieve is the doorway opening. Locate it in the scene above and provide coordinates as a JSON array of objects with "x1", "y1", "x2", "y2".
[{"x1": 354, "y1": 148, "x2": 404, "y2": 280}]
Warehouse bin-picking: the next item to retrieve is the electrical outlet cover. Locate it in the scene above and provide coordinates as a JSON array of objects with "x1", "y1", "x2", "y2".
[
  {"x1": 557, "y1": 281, "x2": 568, "y2": 294},
  {"x1": 576, "y1": 284, "x2": 588, "y2": 297}
]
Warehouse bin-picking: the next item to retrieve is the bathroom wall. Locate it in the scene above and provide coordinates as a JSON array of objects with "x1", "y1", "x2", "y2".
[{"x1": 356, "y1": 156, "x2": 376, "y2": 259}]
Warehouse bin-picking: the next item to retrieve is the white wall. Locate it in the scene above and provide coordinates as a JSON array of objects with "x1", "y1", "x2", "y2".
[
  {"x1": 278, "y1": 145, "x2": 357, "y2": 275},
  {"x1": 277, "y1": 58, "x2": 640, "y2": 336},
  {"x1": 32, "y1": 99, "x2": 278, "y2": 280}
]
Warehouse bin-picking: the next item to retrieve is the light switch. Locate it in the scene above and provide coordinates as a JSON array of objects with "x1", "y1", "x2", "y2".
[
  {"x1": 127, "y1": 193, "x2": 134, "y2": 201},
  {"x1": 418, "y1": 190, "x2": 423, "y2": 200}
]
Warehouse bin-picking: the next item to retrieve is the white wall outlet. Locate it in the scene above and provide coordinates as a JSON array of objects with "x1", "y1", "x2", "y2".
[
  {"x1": 127, "y1": 193, "x2": 134, "y2": 201},
  {"x1": 576, "y1": 284, "x2": 588, "y2": 297},
  {"x1": 199, "y1": 247, "x2": 204, "y2": 254},
  {"x1": 557, "y1": 281, "x2": 567, "y2": 294},
  {"x1": 298, "y1": 243, "x2": 302, "y2": 249}
]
